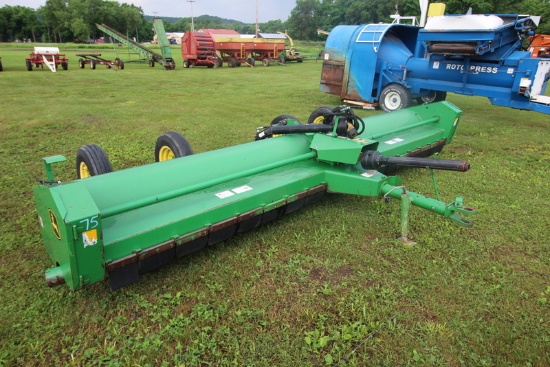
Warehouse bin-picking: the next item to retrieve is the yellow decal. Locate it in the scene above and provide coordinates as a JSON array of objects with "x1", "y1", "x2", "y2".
[
  {"x1": 48, "y1": 209, "x2": 61, "y2": 240},
  {"x1": 83, "y1": 229, "x2": 98, "y2": 248}
]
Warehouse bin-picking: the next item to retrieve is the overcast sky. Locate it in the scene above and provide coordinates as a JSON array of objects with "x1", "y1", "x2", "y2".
[{"x1": 0, "y1": 0, "x2": 296, "y2": 23}]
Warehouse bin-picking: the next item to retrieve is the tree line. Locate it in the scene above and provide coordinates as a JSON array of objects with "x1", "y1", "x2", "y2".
[
  {"x1": 1, "y1": 0, "x2": 549, "y2": 43},
  {"x1": 287, "y1": 0, "x2": 550, "y2": 39}
]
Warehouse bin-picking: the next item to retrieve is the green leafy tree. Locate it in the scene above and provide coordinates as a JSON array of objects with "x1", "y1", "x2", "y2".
[{"x1": 287, "y1": 0, "x2": 321, "y2": 39}]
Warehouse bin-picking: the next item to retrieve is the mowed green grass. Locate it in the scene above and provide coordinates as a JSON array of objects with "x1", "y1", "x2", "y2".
[{"x1": 0, "y1": 44, "x2": 549, "y2": 367}]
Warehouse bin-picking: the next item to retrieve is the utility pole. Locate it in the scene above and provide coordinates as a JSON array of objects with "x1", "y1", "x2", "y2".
[
  {"x1": 255, "y1": 0, "x2": 259, "y2": 37},
  {"x1": 187, "y1": 0, "x2": 195, "y2": 32}
]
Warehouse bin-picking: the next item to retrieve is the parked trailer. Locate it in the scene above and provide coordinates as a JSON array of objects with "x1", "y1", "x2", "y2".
[
  {"x1": 321, "y1": 11, "x2": 550, "y2": 114},
  {"x1": 25, "y1": 47, "x2": 68, "y2": 72},
  {"x1": 182, "y1": 29, "x2": 286, "y2": 67},
  {"x1": 181, "y1": 31, "x2": 220, "y2": 68},
  {"x1": 34, "y1": 102, "x2": 475, "y2": 291},
  {"x1": 76, "y1": 54, "x2": 124, "y2": 70}
]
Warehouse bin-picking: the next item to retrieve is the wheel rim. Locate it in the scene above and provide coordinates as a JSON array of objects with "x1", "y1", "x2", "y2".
[
  {"x1": 384, "y1": 92, "x2": 402, "y2": 111},
  {"x1": 158, "y1": 146, "x2": 175, "y2": 161},
  {"x1": 79, "y1": 162, "x2": 91, "y2": 178},
  {"x1": 312, "y1": 116, "x2": 325, "y2": 124},
  {"x1": 421, "y1": 91, "x2": 437, "y2": 104}
]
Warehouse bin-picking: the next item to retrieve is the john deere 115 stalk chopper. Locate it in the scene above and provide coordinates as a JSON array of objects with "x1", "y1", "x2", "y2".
[{"x1": 33, "y1": 102, "x2": 476, "y2": 291}]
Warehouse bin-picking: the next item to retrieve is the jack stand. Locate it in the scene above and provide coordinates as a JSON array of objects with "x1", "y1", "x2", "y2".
[{"x1": 399, "y1": 190, "x2": 417, "y2": 245}]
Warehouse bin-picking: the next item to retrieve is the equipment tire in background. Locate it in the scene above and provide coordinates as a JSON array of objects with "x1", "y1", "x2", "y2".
[
  {"x1": 262, "y1": 58, "x2": 270, "y2": 67},
  {"x1": 307, "y1": 106, "x2": 334, "y2": 124},
  {"x1": 26, "y1": 60, "x2": 32, "y2": 71},
  {"x1": 62, "y1": 63, "x2": 68, "y2": 70},
  {"x1": 0, "y1": 59, "x2": 3, "y2": 72},
  {"x1": 90, "y1": 59, "x2": 96, "y2": 70},
  {"x1": 379, "y1": 83, "x2": 413, "y2": 112},
  {"x1": 76, "y1": 144, "x2": 113, "y2": 179},
  {"x1": 418, "y1": 90, "x2": 447, "y2": 105},
  {"x1": 247, "y1": 57, "x2": 255, "y2": 66},
  {"x1": 149, "y1": 59, "x2": 155, "y2": 67},
  {"x1": 271, "y1": 114, "x2": 301, "y2": 126},
  {"x1": 228, "y1": 57, "x2": 237, "y2": 68},
  {"x1": 155, "y1": 132, "x2": 193, "y2": 162},
  {"x1": 78, "y1": 58, "x2": 85, "y2": 68},
  {"x1": 184, "y1": 60, "x2": 190, "y2": 68},
  {"x1": 115, "y1": 57, "x2": 124, "y2": 70}
]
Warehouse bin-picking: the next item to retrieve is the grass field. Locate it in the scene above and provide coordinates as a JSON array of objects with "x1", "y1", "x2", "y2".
[{"x1": 0, "y1": 43, "x2": 549, "y2": 367}]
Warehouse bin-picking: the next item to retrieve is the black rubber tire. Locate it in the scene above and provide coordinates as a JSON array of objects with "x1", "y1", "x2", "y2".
[
  {"x1": 62, "y1": 62, "x2": 68, "y2": 70},
  {"x1": 78, "y1": 58, "x2": 85, "y2": 68},
  {"x1": 26, "y1": 60, "x2": 32, "y2": 71},
  {"x1": 417, "y1": 90, "x2": 447, "y2": 105},
  {"x1": 262, "y1": 58, "x2": 270, "y2": 67},
  {"x1": 379, "y1": 83, "x2": 413, "y2": 112},
  {"x1": 216, "y1": 58, "x2": 223, "y2": 67},
  {"x1": 228, "y1": 58, "x2": 237, "y2": 68},
  {"x1": 90, "y1": 59, "x2": 96, "y2": 70},
  {"x1": 307, "y1": 106, "x2": 334, "y2": 124},
  {"x1": 155, "y1": 132, "x2": 193, "y2": 162},
  {"x1": 0, "y1": 59, "x2": 2, "y2": 72},
  {"x1": 115, "y1": 57, "x2": 124, "y2": 70},
  {"x1": 247, "y1": 57, "x2": 255, "y2": 66},
  {"x1": 149, "y1": 59, "x2": 155, "y2": 67},
  {"x1": 76, "y1": 144, "x2": 113, "y2": 179},
  {"x1": 270, "y1": 114, "x2": 301, "y2": 126},
  {"x1": 184, "y1": 60, "x2": 190, "y2": 68}
]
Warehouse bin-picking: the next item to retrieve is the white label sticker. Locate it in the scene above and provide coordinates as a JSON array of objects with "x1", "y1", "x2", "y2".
[
  {"x1": 361, "y1": 170, "x2": 378, "y2": 177},
  {"x1": 433, "y1": 61, "x2": 440, "y2": 69},
  {"x1": 215, "y1": 190, "x2": 234, "y2": 199},
  {"x1": 384, "y1": 138, "x2": 404, "y2": 145},
  {"x1": 233, "y1": 185, "x2": 252, "y2": 194}
]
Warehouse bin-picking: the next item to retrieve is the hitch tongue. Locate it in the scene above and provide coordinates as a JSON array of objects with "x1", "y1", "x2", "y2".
[{"x1": 447, "y1": 196, "x2": 476, "y2": 227}]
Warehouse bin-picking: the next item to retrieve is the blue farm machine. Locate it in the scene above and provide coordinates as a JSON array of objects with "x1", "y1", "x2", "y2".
[
  {"x1": 321, "y1": 4, "x2": 550, "y2": 114},
  {"x1": 34, "y1": 102, "x2": 476, "y2": 291}
]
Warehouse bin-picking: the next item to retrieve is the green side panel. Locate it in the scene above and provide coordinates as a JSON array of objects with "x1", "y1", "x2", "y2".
[
  {"x1": 102, "y1": 160, "x2": 326, "y2": 262},
  {"x1": 357, "y1": 101, "x2": 462, "y2": 155},
  {"x1": 34, "y1": 182, "x2": 105, "y2": 290}
]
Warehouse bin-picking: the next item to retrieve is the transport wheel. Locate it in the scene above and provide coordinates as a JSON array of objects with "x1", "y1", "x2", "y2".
[
  {"x1": 184, "y1": 60, "x2": 190, "y2": 68},
  {"x1": 90, "y1": 59, "x2": 96, "y2": 69},
  {"x1": 308, "y1": 106, "x2": 334, "y2": 124},
  {"x1": 262, "y1": 58, "x2": 270, "y2": 67},
  {"x1": 228, "y1": 58, "x2": 237, "y2": 68},
  {"x1": 62, "y1": 63, "x2": 68, "y2": 70},
  {"x1": 76, "y1": 144, "x2": 113, "y2": 179},
  {"x1": 271, "y1": 114, "x2": 301, "y2": 126},
  {"x1": 78, "y1": 58, "x2": 85, "y2": 68},
  {"x1": 149, "y1": 59, "x2": 155, "y2": 67},
  {"x1": 216, "y1": 58, "x2": 223, "y2": 67},
  {"x1": 26, "y1": 60, "x2": 32, "y2": 71},
  {"x1": 247, "y1": 57, "x2": 255, "y2": 66},
  {"x1": 155, "y1": 132, "x2": 193, "y2": 162},
  {"x1": 270, "y1": 115, "x2": 300, "y2": 138},
  {"x1": 115, "y1": 57, "x2": 124, "y2": 70},
  {"x1": 418, "y1": 90, "x2": 447, "y2": 105},
  {"x1": 379, "y1": 83, "x2": 412, "y2": 112}
]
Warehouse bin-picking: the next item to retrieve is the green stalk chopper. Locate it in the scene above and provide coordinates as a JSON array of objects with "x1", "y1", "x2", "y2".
[{"x1": 33, "y1": 102, "x2": 476, "y2": 291}]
